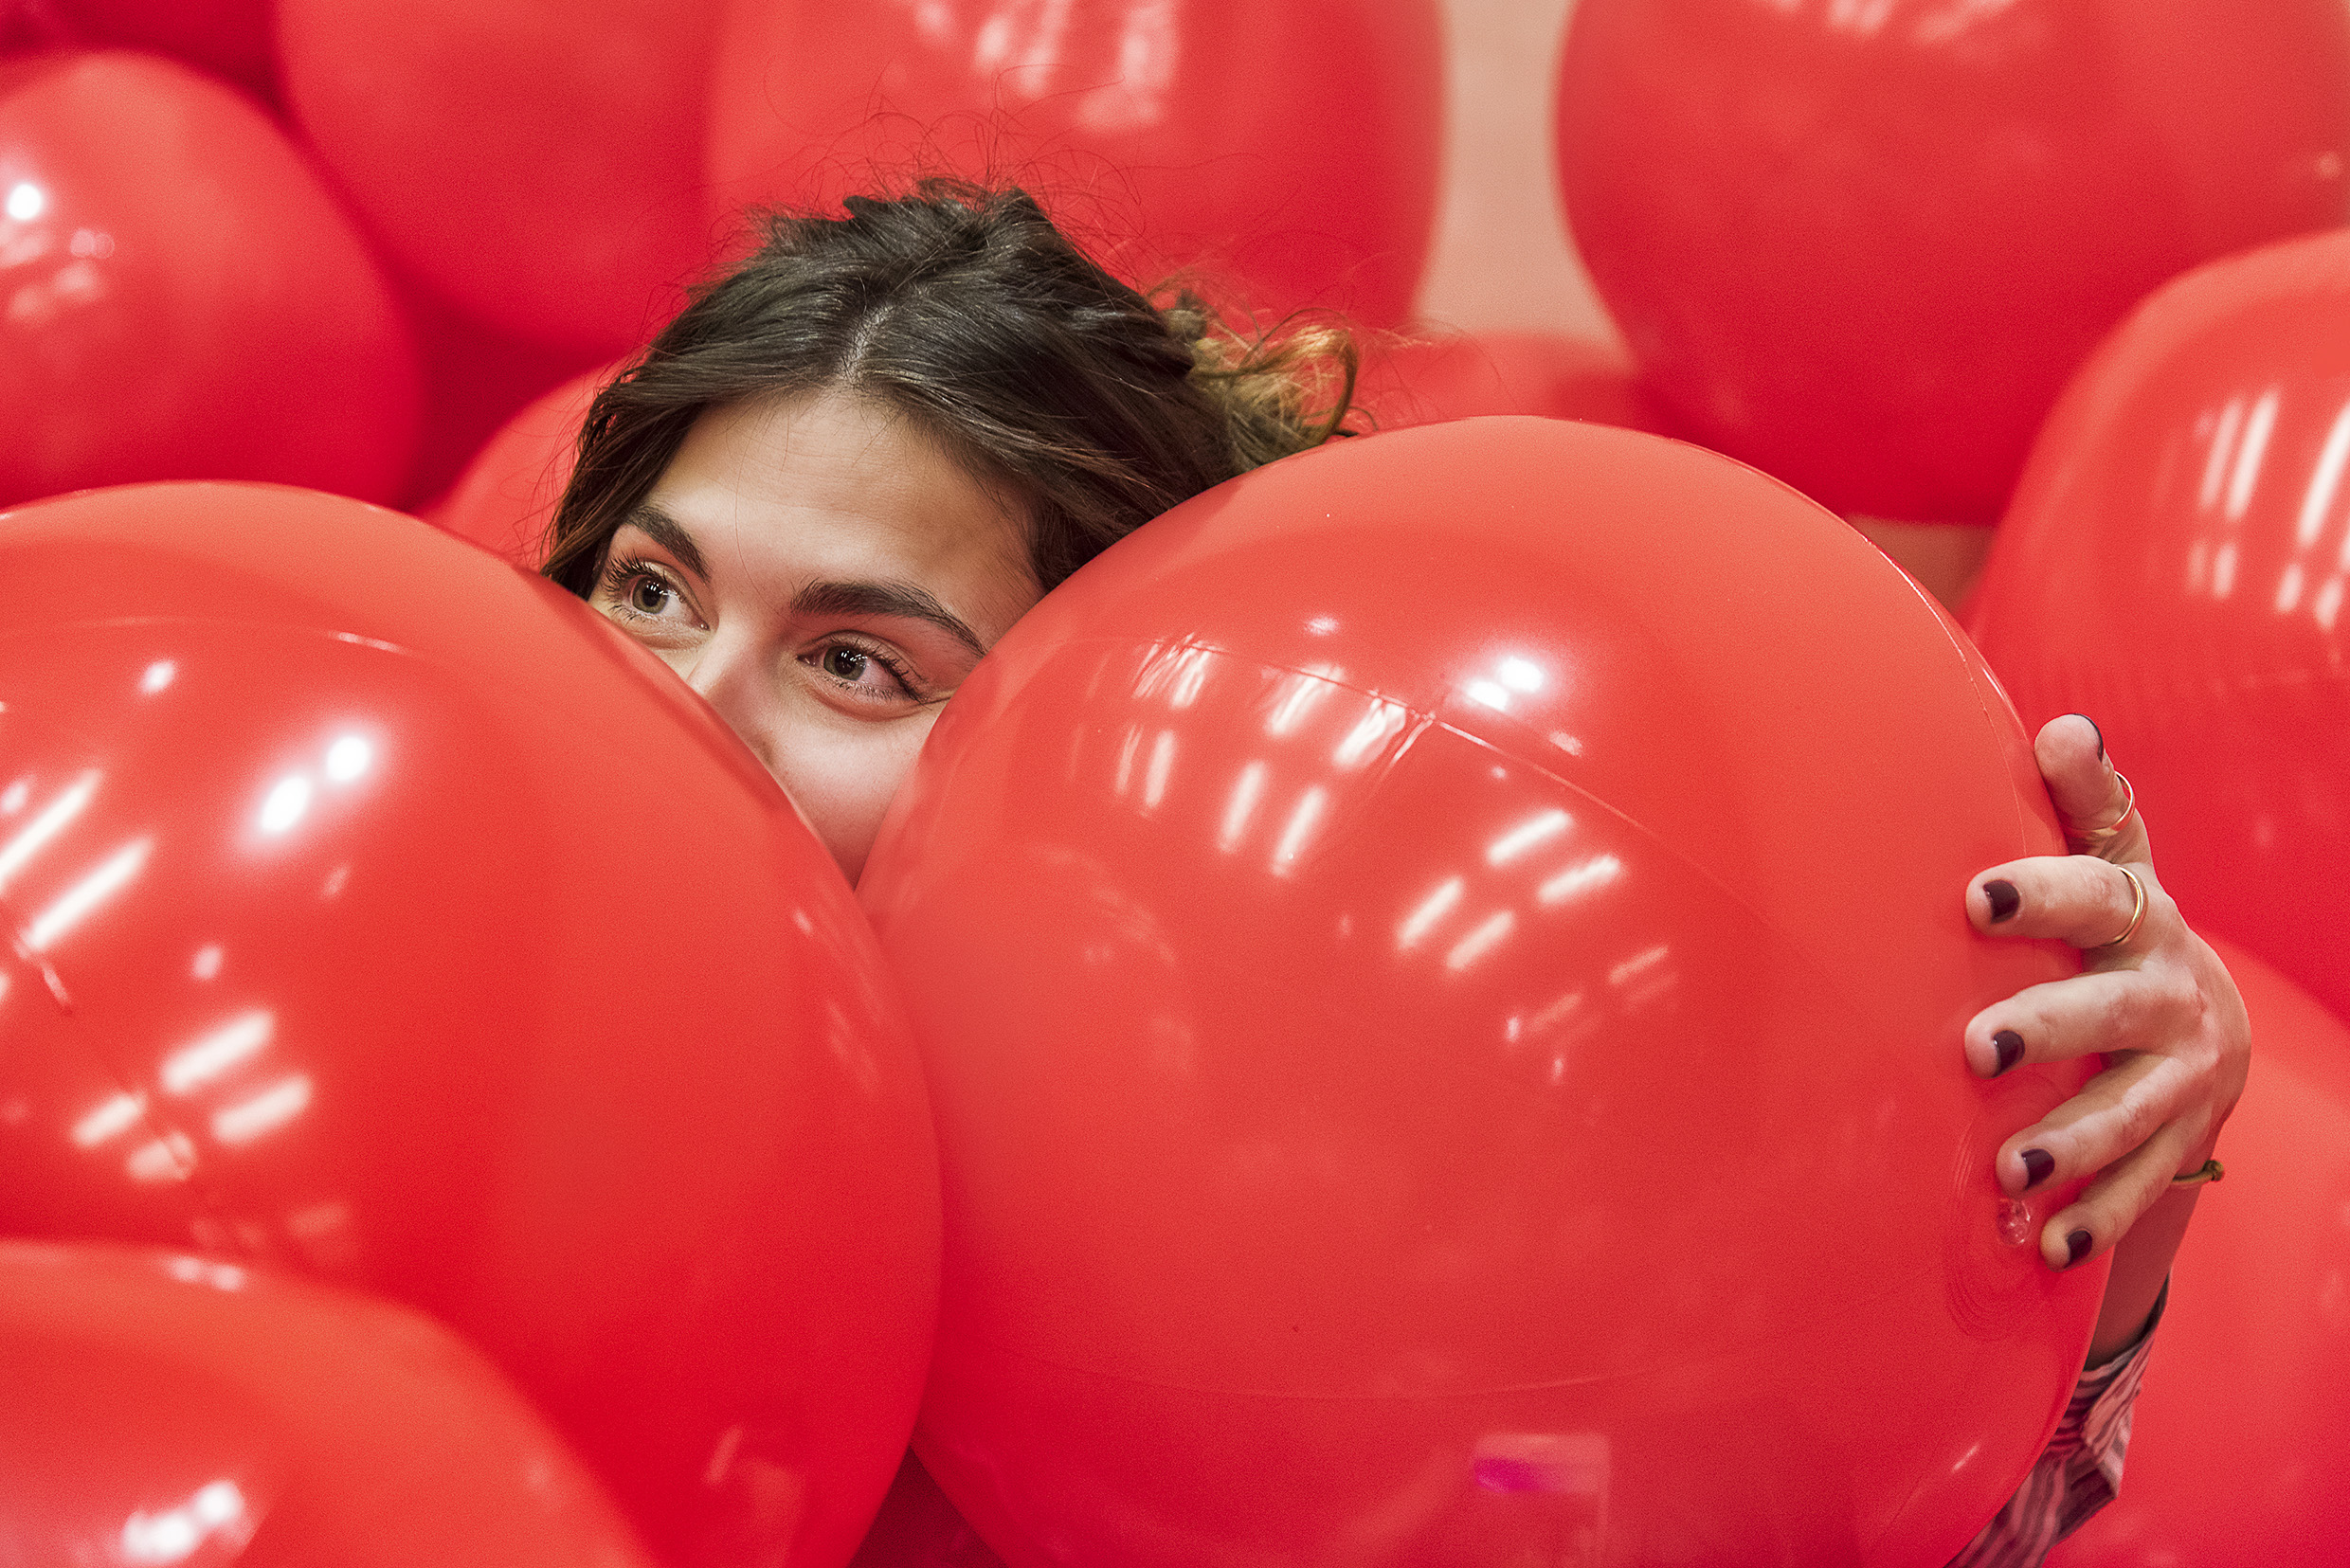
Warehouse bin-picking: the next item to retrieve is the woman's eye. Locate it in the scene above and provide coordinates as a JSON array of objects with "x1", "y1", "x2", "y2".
[
  {"x1": 810, "y1": 640, "x2": 919, "y2": 701},
  {"x1": 627, "y1": 576, "x2": 674, "y2": 616},
  {"x1": 596, "y1": 558, "x2": 694, "y2": 628}
]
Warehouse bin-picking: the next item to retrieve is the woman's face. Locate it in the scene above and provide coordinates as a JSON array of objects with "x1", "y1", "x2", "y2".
[{"x1": 588, "y1": 389, "x2": 1042, "y2": 882}]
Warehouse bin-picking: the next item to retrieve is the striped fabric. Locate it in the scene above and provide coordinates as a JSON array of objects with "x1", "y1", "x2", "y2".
[{"x1": 1946, "y1": 1286, "x2": 2166, "y2": 1568}]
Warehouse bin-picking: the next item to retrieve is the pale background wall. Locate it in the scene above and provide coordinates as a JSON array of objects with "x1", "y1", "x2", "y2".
[{"x1": 1414, "y1": 0, "x2": 1617, "y2": 343}]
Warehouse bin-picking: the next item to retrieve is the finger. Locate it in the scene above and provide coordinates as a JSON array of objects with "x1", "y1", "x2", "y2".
[
  {"x1": 1961, "y1": 962, "x2": 2200, "y2": 1078},
  {"x1": 1995, "y1": 1050, "x2": 2203, "y2": 1197},
  {"x1": 2033, "y1": 714, "x2": 2150, "y2": 862},
  {"x1": 1967, "y1": 852, "x2": 2171, "y2": 952},
  {"x1": 2035, "y1": 1114, "x2": 2202, "y2": 1270}
]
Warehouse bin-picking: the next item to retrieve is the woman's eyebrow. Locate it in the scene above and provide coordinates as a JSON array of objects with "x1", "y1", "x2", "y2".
[
  {"x1": 793, "y1": 579, "x2": 987, "y2": 658},
  {"x1": 620, "y1": 502, "x2": 710, "y2": 582}
]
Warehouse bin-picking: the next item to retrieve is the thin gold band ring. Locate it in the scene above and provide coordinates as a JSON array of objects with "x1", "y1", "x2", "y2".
[
  {"x1": 2070, "y1": 771, "x2": 2138, "y2": 855},
  {"x1": 2092, "y1": 862, "x2": 2149, "y2": 951}
]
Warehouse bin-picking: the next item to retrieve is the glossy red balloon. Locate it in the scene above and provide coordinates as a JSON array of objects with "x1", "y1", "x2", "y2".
[
  {"x1": 398, "y1": 279, "x2": 611, "y2": 514},
  {"x1": 0, "y1": 483, "x2": 940, "y2": 1568},
  {"x1": 48, "y1": 0, "x2": 276, "y2": 100},
  {"x1": 0, "y1": 51, "x2": 421, "y2": 508},
  {"x1": 706, "y1": 0, "x2": 1442, "y2": 327},
  {"x1": 2046, "y1": 938, "x2": 2350, "y2": 1566},
  {"x1": 0, "y1": 1240, "x2": 656, "y2": 1567},
  {"x1": 276, "y1": 0, "x2": 722, "y2": 355},
  {"x1": 427, "y1": 361, "x2": 619, "y2": 568},
  {"x1": 1353, "y1": 331, "x2": 1682, "y2": 437},
  {"x1": 860, "y1": 418, "x2": 2103, "y2": 1567},
  {"x1": 1556, "y1": 0, "x2": 2350, "y2": 525},
  {"x1": 1968, "y1": 228, "x2": 2350, "y2": 1025}
]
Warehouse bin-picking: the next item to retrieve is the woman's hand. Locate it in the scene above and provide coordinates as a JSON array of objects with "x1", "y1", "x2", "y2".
[{"x1": 1962, "y1": 715, "x2": 2250, "y2": 1361}]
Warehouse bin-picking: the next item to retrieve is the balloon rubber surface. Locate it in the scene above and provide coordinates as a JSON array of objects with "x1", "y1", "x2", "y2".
[
  {"x1": 862, "y1": 418, "x2": 2102, "y2": 1566},
  {"x1": 0, "y1": 482, "x2": 940, "y2": 1568},
  {"x1": 0, "y1": 1240, "x2": 656, "y2": 1568},
  {"x1": 1557, "y1": 0, "x2": 2350, "y2": 523},
  {"x1": 1969, "y1": 228, "x2": 2350, "y2": 1025}
]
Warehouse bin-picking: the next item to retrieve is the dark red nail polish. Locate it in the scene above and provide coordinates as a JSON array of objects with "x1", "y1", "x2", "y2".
[
  {"x1": 1985, "y1": 880, "x2": 2020, "y2": 922},
  {"x1": 2066, "y1": 713, "x2": 2105, "y2": 760},
  {"x1": 2065, "y1": 1229, "x2": 2092, "y2": 1267},
  {"x1": 1994, "y1": 1030, "x2": 2025, "y2": 1075},
  {"x1": 2021, "y1": 1146, "x2": 2053, "y2": 1188}
]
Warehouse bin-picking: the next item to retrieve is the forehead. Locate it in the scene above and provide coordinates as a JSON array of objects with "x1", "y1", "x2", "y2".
[{"x1": 648, "y1": 389, "x2": 1032, "y2": 590}]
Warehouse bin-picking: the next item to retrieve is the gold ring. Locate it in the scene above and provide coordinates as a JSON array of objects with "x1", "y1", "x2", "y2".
[
  {"x1": 2172, "y1": 1158, "x2": 2225, "y2": 1186},
  {"x1": 2091, "y1": 863, "x2": 2149, "y2": 950},
  {"x1": 2069, "y1": 771, "x2": 2138, "y2": 855}
]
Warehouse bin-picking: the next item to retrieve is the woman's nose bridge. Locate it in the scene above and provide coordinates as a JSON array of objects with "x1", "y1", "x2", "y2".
[{"x1": 679, "y1": 628, "x2": 778, "y2": 758}]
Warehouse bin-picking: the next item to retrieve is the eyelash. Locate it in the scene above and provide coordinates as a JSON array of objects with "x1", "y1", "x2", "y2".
[
  {"x1": 813, "y1": 634, "x2": 923, "y2": 700},
  {"x1": 598, "y1": 553, "x2": 924, "y2": 701},
  {"x1": 598, "y1": 554, "x2": 688, "y2": 622}
]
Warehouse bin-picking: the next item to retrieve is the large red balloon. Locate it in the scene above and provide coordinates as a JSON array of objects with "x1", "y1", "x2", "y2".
[
  {"x1": 1967, "y1": 228, "x2": 2350, "y2": 1025},
  {"x1": 0, "y1": 483, "x2": 940, "y2": 1568},
  {"x1": 1353, "y1": 331, "x2": 1682, "y2": 437},
  {"x1": 2046, "y1": 938, "x2": 2350, "y2": 1565},
  {"x1": 0, "y1": 51, "x2": 421, "y2": 508},
  {"x1": 397, "y1": 279, "x2": 611, "y2": 514},
  {"x1": 1556, "y1": 0, "x2": 2350, "y2": 526},
  {"x1": 48, "y1": 0, "x2": 276, "y2": 100},
  {"x1": 276, "y1": 0, "x2": 722, "y2": 355},
  {"x1": 426, "y1": 360, "x2": 620, "y2": 568},
  {"x1": 860, "y1": 418, "x2": 2103, "y2": 1566},
  {"x1": 705, "y1": 0, "x2": 1442, "y2": 327},
  {"x1": 0, "y1": 1240, "x2": 656, "y2": 1567}
]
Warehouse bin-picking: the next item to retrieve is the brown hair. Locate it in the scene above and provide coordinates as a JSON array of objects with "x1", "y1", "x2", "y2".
[{"x1": 541, "y1": 181, "x2": 1358, "y2": 597}]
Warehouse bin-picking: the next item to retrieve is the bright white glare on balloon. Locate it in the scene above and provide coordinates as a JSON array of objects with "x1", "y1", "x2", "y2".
[
  {"x1": 120, "y1": 1479, "x2": 246, "y2": 1566},
  {"x1": 324, "y1": 734, "x2": 371, "y2": 781},
  {"x1": 258, "y1": 776, "x2": 312, "y2": 834}
]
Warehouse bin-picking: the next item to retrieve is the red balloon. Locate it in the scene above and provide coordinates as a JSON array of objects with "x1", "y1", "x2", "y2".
[
  {"x1": 0, "y1": 482, "x2": 940, "y2": 1568},
  {"x1": 849, "y1": 1453, "x2": 1007, "y2": 1568},
  {"x1": 0, "y1": 4, "x2": 66, "y2": 53},
  {"x1": 1556, "y1": 0, "x2": 2350, "y2": 525},
  {"x1": 276, "y1": 0, "x2": 722, "y2": 355},
  {"x1": 48, "y1": 0, "x2": 276, "y2": 100},
  {"x1": 0, "y1": 51, "x2": 421, "y2": 508},
  {"x1": 860, "y1": 418, "x2": 2103, "y2": 1566},
  {"x1": 1967, "y1": 228, "x2": 2350, "y2": 1025},
  {"x1": 427, "y1": 360, "x2": 619, "y2": 568},
  {"x1": 0, "y1": 1240, "x2": 657, "y2": 1567},
  {"x1": 1354, "y1": 331, "x2": 1683, "y2": 437},
  {"x1": 2045, "y1": 938, "x2": 2350, "y2": 1566},
  {"x1": 397, "y1": 278, "x2": 612, "y2": 514},
  {"x1": 705, "y1": 0, "x2": 1442, "y2": 327}
]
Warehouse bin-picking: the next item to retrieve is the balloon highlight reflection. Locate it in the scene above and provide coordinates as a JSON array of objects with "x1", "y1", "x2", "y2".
[
  {"x1": 1970, "y1": 227, "x2": 2350, "y2": 1023},
  {"x1": 863, "y1": 418, "x2": 2103, "y2": 1567},
  {"x1": 0, "y1": 482, "x2": 941, "y2": 1568}
]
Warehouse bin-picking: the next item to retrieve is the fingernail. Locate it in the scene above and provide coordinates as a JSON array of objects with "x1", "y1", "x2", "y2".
[
  {"x1": 2065, "y1": 1229, "x2": 2092, "y2": 1267},
  {"x1": 2021, "y1": 1146, "x2": 2053, "y2": 1188},
  {"x1": 2068, "y1": 713, "x2": 2105, "y2": 761},
  {"x1": 1984, "y1": 879, "x2": 2020, "y2": 923},
  {"x1": 1994, "y1": 1029, "x2": 2025, "y2": 1075}
]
